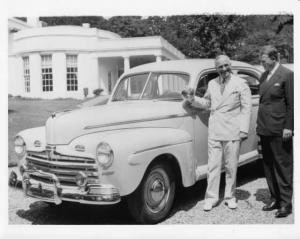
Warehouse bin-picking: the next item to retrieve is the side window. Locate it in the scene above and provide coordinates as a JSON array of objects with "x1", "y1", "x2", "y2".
[
  {"x1": 142, "y1": 73, "x2": 189, "y2": 99},
  {"x1": 157, "y1": 73, "x2": 188, "y2": 95},
  {"x1": 235, "y1": 70, "x2": 260, "y2": 96},
  {"x1": 196, "y1": 72, "x2": 219, "y2": 97},
  {"x1": 113, "y1": 73, "x2": 149, "y2": 100}
]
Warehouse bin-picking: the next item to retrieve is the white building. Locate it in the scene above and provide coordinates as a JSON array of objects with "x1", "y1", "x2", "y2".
[{"x1": 8, "y1": 18, "x2": 185, "y2": 99}]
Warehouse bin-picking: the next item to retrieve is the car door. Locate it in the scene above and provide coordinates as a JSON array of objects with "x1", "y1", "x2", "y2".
[
  {"x1": 233, "y1": 68, "x2": 260, "y2": 160},
  {"x1": 192, "y1": 70, "x2": 218, "y2": 179},
  {"x1": 192, "y1": 67, "x2": 261, "y2": 180}
]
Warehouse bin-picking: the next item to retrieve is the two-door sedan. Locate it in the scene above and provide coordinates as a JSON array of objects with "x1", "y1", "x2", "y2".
[{"x1": 10, "y1": 59, "x2": 262, "y2": 223}]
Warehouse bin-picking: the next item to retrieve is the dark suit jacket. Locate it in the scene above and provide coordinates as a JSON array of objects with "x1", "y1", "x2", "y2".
[{"x1": 257, "y1": 65, "x2": 294, "y2": 136}]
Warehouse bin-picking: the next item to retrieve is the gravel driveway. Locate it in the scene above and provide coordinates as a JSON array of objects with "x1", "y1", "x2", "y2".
[{"x1": 8, "y1": 161, "x2": 293, "y2": 224}]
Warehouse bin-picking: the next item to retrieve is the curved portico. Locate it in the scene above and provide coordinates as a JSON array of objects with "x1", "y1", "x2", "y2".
[{"x1": 9, "y1": 20, "x2": 185, "y2": 99}]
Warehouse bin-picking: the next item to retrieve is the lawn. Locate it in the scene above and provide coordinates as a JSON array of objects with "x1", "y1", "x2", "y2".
[{"x1": 8, "y1": 98, "x2": 83, "y2": 165}]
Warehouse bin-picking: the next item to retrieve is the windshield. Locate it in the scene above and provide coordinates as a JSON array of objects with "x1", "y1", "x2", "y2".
[{"x1": 111, "y1": 72, "x2": 189, "y2": 101}]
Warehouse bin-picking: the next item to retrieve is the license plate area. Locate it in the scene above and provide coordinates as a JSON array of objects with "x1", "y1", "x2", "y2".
[
  {"x1": 23, "y1": 171, "x2": 62, "y2": 204},
  {"x1": 27, "y1": 181, "x2": 55, "y2": 199}
]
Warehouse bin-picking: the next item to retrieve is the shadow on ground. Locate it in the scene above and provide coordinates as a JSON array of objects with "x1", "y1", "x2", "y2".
[
  {"x1": 170, "y1": 160, "x2": 265, "y2": 215},
  {"x1": 254, "y1": 188, "x2": 271, "y2": 205},
  {"x1": 16, "y1": 200, "x2": 136, "y2": 225},
  {"x1": 15, "y1": 161, "x2": 265, "y2": 224}
]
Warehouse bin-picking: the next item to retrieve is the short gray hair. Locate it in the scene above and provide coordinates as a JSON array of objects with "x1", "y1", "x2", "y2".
[{"x1": 215, "y1": 55, "x2": 231, "y2": 67}]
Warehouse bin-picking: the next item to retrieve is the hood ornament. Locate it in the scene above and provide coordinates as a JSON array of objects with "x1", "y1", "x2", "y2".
[{"x1": 51, "y1": 112, "x2": 56, "y2": 118}]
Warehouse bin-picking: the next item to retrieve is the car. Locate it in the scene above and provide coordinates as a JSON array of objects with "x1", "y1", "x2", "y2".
[{"x1": 10, "y1": 59, "x2": 262, "y2": 224}]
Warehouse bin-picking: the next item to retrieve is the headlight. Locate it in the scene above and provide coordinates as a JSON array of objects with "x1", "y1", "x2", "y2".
[
  {"x1": 14, "y1": 136, "x2": 26, "y2": 157},
  {"x1": 96, "y1": 142, "x2": 114, "y2": 169}
]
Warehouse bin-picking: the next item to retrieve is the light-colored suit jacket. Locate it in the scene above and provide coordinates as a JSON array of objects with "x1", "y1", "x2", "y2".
[{"x1": 191, "y1": 74, "x2": 252, "y2": 141}]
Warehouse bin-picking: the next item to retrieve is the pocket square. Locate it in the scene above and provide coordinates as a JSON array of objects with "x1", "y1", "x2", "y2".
[{"x1": 274, "y1": 83, "x2": 280, "y2": 87}]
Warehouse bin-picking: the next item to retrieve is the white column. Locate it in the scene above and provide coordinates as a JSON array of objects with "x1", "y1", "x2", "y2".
[
  {"x1": 52, "y1": 53, "x2": 66, "y2": 98},
  {"x1": 156, "y1": 55, "x2": 162, "y2": 62},
  {"x1": 78, "y1": 54, "x2": 99, "y2": 98},
  {"x1": 29, "y1": 54, "x2": 41, "y2": 97},
  {"x1": 89, "y1": 56, "x2": 99, "y2": 96},
  {"x1": 8, "y1": 56, "x2": 23, "y2": 96},
  {"x1": 123, "y1": 56, "x2": 130, "y2": 72},
  {"x1": 97, "y1": 58, "x2": 105, "y2": 91},
  {"x1": 97, "y1": 58, "x2": 110, "y2": 95}
]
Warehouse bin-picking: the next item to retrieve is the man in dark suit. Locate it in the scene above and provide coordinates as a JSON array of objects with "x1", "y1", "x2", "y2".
[{"x1": 257, "y1": 45, "x2": 294, "y2": 218}]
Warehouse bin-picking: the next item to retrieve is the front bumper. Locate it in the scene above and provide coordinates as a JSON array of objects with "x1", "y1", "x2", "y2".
[{"x1": 9, "y1": 167, "x2": 121, "y2": 205}]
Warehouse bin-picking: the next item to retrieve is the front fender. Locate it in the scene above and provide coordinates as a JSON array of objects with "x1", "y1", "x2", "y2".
[
  {"x1": 97, "y1": 127, "x2": 195, "y2": 196},
  {"x1": 17, "y1": 127, "x2": 46, "y2": 152},
  {"x1": 15, "y1": 127, "x2": 46, "y2": 170}
]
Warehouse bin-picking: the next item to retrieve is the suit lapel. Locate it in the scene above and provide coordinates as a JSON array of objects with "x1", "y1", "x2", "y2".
[
  {"x1": 215, "y1": 75, "x2": 235, "y2": 110},
  {"x1": 260, "y1": 65, "x2": 283, "y2": 97},
  {"x1": 259, "y1": 71, "x2": 269, "y2": 94}
]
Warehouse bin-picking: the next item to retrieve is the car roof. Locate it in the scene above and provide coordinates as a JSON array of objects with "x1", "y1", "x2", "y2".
[{"x1": 126, "y1": 59, "x2": 258, "y2": 77}]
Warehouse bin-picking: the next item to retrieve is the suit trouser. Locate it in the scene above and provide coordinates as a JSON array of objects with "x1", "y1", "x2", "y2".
[
  {"x1": 260, "y1": 136, "x2": 293, "y2": 207},
  {"x1": 205, "y1": 139, "x2": 240, "y2": 204}
]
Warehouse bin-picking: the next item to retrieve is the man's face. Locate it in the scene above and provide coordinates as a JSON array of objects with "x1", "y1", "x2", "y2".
[
  {"x1": 260, "y1": 54, "x2": 276, "y2": 72},
  {"x1": 215, "y1": 56, "x2": 231, "y2": 80}
]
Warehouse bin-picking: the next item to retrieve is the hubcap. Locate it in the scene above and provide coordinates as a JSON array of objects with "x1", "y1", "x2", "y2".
[
  {"x1": 150, "y1": 179, "x2": 165, "y2": 202},
  {"x1": 145, "y1": 170, "x2": 170, "y2": 213}
]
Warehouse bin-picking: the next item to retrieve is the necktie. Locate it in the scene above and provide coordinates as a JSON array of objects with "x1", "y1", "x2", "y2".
[
  {"x1": 220, "y1": 79, "x2": 225, "y2": 94},
  {"x1": 265, "y1": 70, "x2": 270, "y2": 82}
]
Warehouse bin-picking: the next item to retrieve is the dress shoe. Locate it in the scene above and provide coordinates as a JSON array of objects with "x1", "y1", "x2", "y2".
[
  {"x1": 262, "y1": 202, "x2": 280, "y2": 211},
  {"x1": 275, "y1": 206, "x2": 292, "y2": 218},
  {"x1": 203, "y1": 201, "x2": 213, "y2": 211},
  {"x1": 225, "y1": 198, "x2": 237, "y2": 209},
  {"x1": 203, "y1": 200, "x2": 218, "y2": 211}
]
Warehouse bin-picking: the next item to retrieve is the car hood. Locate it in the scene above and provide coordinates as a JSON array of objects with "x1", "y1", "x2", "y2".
[{"x1": 46, "y1": 100, "x2": 188, "y2": 145}]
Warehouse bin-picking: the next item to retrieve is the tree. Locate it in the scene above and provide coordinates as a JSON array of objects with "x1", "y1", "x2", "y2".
[
  {"x1": 272, "y1": 15, "x2": 293, "y2": 34},
  {"x1": 39, "y1": 15, "x2": 293, "y2": 64},
  {"x1": 105, "y1": 16, "x2": 147, "y2": 37},
  {"x1": 40, "y1": 16, "x2": 108, "y2": 28},
  {"x1": 235, "y1": 15, "x2": 293, "y2": 64},
  {"x1": 159, "y1": 15, "x2": 246, "y2": 58}
]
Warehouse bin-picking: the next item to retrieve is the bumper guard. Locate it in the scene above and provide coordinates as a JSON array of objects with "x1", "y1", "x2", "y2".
[{"x1": 9, "y1": 167, "x2": 121, "y2": 205}]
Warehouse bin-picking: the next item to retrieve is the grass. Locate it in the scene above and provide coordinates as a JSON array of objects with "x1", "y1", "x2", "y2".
[{"x1": 8, "y1": 98, "x2": 83, "y2": 165}]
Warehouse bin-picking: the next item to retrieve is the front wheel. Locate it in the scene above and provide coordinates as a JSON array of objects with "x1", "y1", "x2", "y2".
[{"x1": 127, "y1": 163, "x2": 176, "y2": 224}]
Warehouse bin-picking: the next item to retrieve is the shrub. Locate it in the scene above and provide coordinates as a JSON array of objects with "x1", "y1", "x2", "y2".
[{"x1": 93, "y1": 88, "x2": 103, "y2": 96}]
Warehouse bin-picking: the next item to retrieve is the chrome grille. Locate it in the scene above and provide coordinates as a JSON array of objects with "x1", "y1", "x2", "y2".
[{"x1": 26, "y1": 151, "x2": 98, "y2": 186}]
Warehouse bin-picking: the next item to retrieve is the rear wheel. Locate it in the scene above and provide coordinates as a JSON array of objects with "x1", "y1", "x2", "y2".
[{"x1": 127, "y1": 163, "x2": 176, "y2": 224}]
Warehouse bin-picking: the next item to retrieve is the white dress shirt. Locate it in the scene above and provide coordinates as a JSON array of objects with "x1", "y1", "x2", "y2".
[{"x1": 266, "y1": 62, "x2": 280, "y2": 82}]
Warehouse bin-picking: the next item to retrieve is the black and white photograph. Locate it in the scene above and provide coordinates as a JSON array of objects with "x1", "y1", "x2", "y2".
[{"x1": 2, "y1": 0, "x2": 300, "y2": 238}]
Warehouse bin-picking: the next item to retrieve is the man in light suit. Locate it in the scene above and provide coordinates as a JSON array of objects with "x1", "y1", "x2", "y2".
[
  {"x1": 183, "y1": 55, "x2": 252, "y2": 211},
  {"x1": 257, "y1": 45, "x2": 293, "y2": 218}
]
